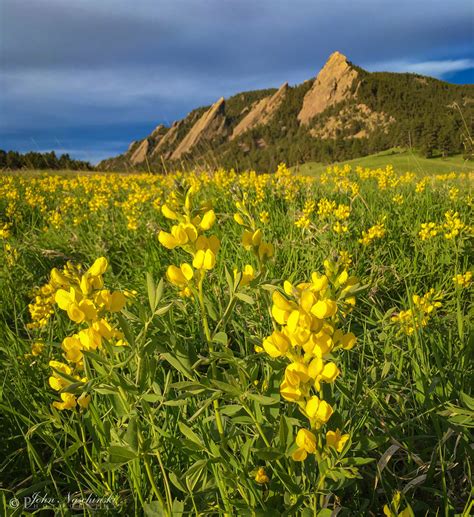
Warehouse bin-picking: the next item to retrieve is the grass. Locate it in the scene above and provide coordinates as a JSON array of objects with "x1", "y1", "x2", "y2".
[
  {"x1": 291, "y1": 148, "x2": 474, "y2": 176},
  {"x1": 0, "y1": 164, "x2": 472, "y2": 516}
]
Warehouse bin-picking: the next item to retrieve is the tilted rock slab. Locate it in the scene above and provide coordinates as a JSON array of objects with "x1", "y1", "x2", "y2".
[
  {"x1": 298, "y1": 51, "x2": 358, "y2": 125},
  {"x1": 130, "y1": 138, "x2": 149, "y2": 165},
  {"x1": 171, "y1": 97, "x2": 227, "y2": 160},
  {"x1": 231, "y1": 82, "x2": 288, "y2": 140},
  {"x1": 151, "y1": 121, "x2": 182, "y2": 157}
]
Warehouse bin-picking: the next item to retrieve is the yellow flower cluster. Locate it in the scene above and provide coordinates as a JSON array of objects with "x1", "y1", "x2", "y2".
[
  {"x1": 295, "y1": 200, "x2": 316, "y2": 229},
  {"x1": 259, "y1": 210, "x2": 270, "y2": 224},
  {"x1": 27, "y1": 261, "x2": 82, "y2": 329},
  {"x1": 234, "y1": 198, "x2": 274, "y2": 267},
  {"x1": 295, "y1": 198, "x2": 350, "y2": 234},
  {"x1": 254, "y1": 467, "x2": 269, "y2": 484},
  {"x1": 233, "y1": 264, "x2": 256, "y2": 288},
  {"x1": 292, "y1": 427, "x2": 350, "y2": 461},
  {"x1": 49, "y1": 361, "x2": 90, "y2": 410},
  {"x1": 261, "y1": 260, "x2": 358, "y2": 461},
  {"x1": 453, "y1": 271, "x2": 472, "y2": 288},
  {"x1": 49, "y1": 257, "x2": 127, "y2": 410},
  {"x1": 359, "y1": 222, "x2": 386, "y2": 246},
  {"x1": 418, "y1": 222, "x2": 438, "y2": 241},
  {"x1": 419, "y1": 211, "x2": 468, "y2": 241},
  {"x1": 0, "y1": 222, "x2": 11, "y2": 239},
  {"x1": 392, "y1": 194, "x2": 404, "y2": 205},
  {"x1": 317, "y1": 198, "x2": 337, "y2": 219},
  {"x1": 443, "y1": 210, "x2": 466, "y2": 239},
  {"x1": 383, "y1": 490, "x2": 413, "y2": 517},
  {"x1": 159, "y1": 187, "x2": 220, "y2": 296},
  {"x1": 338, "y1": 250, "x2": 353, "y2": 269},
  {"x1": 448, "y1": 187, "x2": 459, "y2": 201},
  {"x1": 391, "y1": 288, "x2": 443, "y2": 335},
  {"x1": 3, "y1": 243, "x2": 19, "y2": 267},
  {"x1": 415, "y1": 178, "x2": 428, "y2": 193}
]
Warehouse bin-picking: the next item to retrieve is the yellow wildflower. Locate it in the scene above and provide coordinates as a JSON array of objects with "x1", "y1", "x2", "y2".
[{"x1": 254, "y1": 467, "x2": 269, "y2": 484}]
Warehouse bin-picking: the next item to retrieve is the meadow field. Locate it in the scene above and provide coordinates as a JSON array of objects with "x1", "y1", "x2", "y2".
[
  {"x1": 291, "y1": 149, "x2": 474, "y2": 176},
  {"x1": 0, "y1": 163, "x2": 472, "y2": 516}
]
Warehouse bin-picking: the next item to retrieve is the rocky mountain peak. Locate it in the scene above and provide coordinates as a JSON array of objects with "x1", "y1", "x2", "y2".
[
  {"x1": 171, "y1": 97, "x2": 227, "y2": 160},
  {"x1": 297, "y1": 51, "x2": 359, "y2": 125},
  {"x1": 231, "y1": 82, "x2": 288, "y2": 140}
]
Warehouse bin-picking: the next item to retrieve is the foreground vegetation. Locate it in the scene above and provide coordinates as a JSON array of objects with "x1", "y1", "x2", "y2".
[{"x1": 0, "y1": 164, "x2": 472, "y2": 516}]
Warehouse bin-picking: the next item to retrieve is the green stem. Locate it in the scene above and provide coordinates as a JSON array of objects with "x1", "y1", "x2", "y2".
[
  {"x1": 154, "y1": 447, "x2": 173, "y2": 514},
  {"x1": 211, "y1": 463, "x2": 233, "y2": 516},
  {"x1": 143, "y1": 455, "x2": 168, "y2": 515},
  {"x1": 80, "y1": 424, "x2": 112, "y2": 492},
  {"x1": 197, "y1": 274, "x2": 225, "y2": 442},
  {"x1": 196, "y1": 274, "x2": 232, "y2": 515},
  {"x1": 241, "y1": 401, "x2": 293, "y2": 493},
  {"x1": 212, "y1": 293, "x2": 237, "y2": 338}
]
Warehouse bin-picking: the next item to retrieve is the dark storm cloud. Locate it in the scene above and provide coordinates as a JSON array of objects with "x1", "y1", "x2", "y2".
[{"x1": 1, "y1": 0, "x2": 473, "y2": 162}]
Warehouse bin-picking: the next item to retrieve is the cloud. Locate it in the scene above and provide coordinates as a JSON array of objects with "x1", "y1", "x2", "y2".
[
  {"x1": 367, "y1": 58, "x2": 474, "y2": 78},
  {"x1": 1, "y1": 0, "x2": 473, "y2": 162}
]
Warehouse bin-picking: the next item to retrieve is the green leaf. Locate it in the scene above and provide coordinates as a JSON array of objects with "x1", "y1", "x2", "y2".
[
  {"x1": 169, "y1": 472, "x2": 187, "y2": 493},
  {"x1": 162, "y1": 353, "x2": 195, "y2": 381},
  {"x1": 224, "y1": 266, "x2": 234, "y2": 293},
  {"x1": 155, "y1": 278, "x2": 164, "y2": 306},
  {"x1": 143, "y1": 500, "x2": 166, "y2": 517},
  {"x1": 81, "y1": 350, "x2": 109, "y2": 365},
  {"x1": 146, "y1": 272, "x2": 156, "y2": 311},
  {"x1": 111, "y1": 394, "x2": 129, "y2": 418},
  {"x1": 170, "y1": 381, "x2": 205, "y2": 392},
  {"x1": 341, "y1": 456, "x2": 375, "y2": 466},
  {"x1": 123, "y1": 416, "x2": 138, "y2": 452},
  {"x1": 254, "y1": 447, "x2": 283, "y2": 460},
  {"x1": 60, "y1": 381, "x2": 87, "y2": 394},
  {"x1": 94, "y1": 386, "x2": 118, "y2": 395},
  {"x1": 213, "y1": 331, "x2": 228, "y2": 346},
  {"x1": 155, "y1": 303, "x2": 172, "y2": 316},
  {"x1": 117, "y1": 313, "x2": 135, "y2": 347},
  {"x1": 279, "y1": 415, "x2": 292, "y2": 451},
  {"x1": 381, "y1": 361, "x2": 391, "y2": 378},
  {"x1": 163, "y1": 399, "x2": 188, "y2": 407},
  {"x1": 220, "y1": 404, "x2": 243, "y2": 416},
  {"x1": 235, "y1": 292, "x2": 254, "y2": 305},
  {"x1": 171, "y1": 499, "x2": 184, "y2": 516},
  {"x1": 316, "y1": 509, "x2": 333, "y2": 517},
  {"x1": 248, "y1": 393, "x2": 279, "y2": 405},
  {"x1": 178, "y1": 422, "x2": 205, "y2": 449},
  {"x1": 141, "y1": 393, "x2": 163, "y2": 403},
  {"x1": 460, "y1": 391, "x2": 474, "y2": 411},
  {"x1": 108, "y1": 445, "x2": 137, "y2": 464},
  {"x1": 210, "y1": 380, "x2": 242, "y2": 397},
  {"x1": 185, "y1": 459, "x2": 208, "y2": 490},
  {"x1": 241, "y1": 438, "x2": 253, "y2": 465},
  {"x1": 188, "y1": 393, "x2": 220, "y2": 422},
  {"x1": 260, "y1": 284, "x2": 278, "y2": 293},
  {"x1": 203, "y1": 295, "x2": 218, "y2": 321}
]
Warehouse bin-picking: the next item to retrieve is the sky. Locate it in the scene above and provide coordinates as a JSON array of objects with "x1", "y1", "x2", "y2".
[{"x1": 1, "y1": 0, "x2": 473, "y2": 164}]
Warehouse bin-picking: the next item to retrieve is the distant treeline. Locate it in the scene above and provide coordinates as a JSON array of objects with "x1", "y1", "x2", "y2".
[{"x1": 0, "y1": 150, "x2": 94, "y2": 171}]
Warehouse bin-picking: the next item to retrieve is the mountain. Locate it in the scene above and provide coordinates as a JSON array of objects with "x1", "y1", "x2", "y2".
[{"x1": 98, "y1": 52, "x2": 474, "y2": 172}]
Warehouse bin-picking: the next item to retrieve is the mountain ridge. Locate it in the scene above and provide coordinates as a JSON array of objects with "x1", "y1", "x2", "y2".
[{"x1": 98, "y1": 52, "x2": 474, "y2": 172}]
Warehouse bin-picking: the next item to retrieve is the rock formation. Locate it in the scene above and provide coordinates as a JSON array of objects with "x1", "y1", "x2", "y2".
[
  {"x1": 171, "y1": 97, "x2": 227, "y2": 160},
  {"x1": 231, "y1": 83, "x2": 288, "y2": 140},
  {"x1": 298, "y1": 51, "x2": 358, "y2": 125},
  {"x1": 130, "y1": 139, "x2": 149, "y2": 165},
  {"x1": 151, "y1": 121, "x2": 182, "y2": 157},
  {"x1": 310, "y1": 104, "x2": 395, "y2": 139}
]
